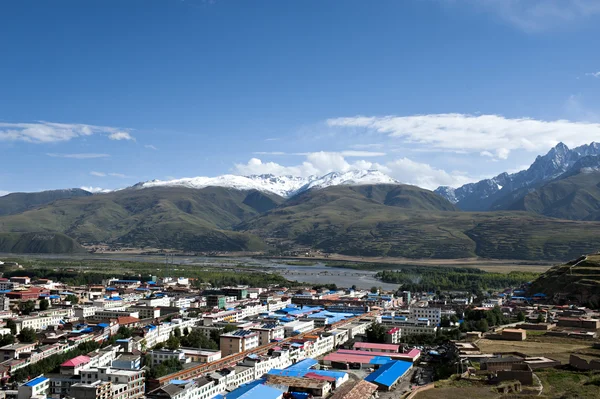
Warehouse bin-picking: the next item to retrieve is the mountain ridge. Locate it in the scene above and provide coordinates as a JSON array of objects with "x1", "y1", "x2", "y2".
[{"x1": 435, "y1": 142, "x2": 600, "y2": 211}]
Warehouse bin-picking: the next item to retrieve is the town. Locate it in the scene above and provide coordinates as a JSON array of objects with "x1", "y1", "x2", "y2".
[{"x1": 0, "y1": 259, "x2": 597, "y2": 399}]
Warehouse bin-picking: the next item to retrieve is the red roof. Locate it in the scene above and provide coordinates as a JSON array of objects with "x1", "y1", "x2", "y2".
[
  {"x1": 61, "y1": 355, "x2": 90, "y2": 368},
  {"x1": 304, "y1": 372, "x2": 336, "y2": 382},
  {"x1": 353, "y1": 342, "x2": 400, "y2": 351},
  {"x1": 117, "y1": 316, "x2": 140, "y2": 325}
]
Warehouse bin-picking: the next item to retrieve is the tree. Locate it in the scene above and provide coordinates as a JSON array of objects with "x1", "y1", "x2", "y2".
[
  {"x1": 370, "y1": 286, "x2": 378, "y2": 294},
  {"x1": 173, "y1": 327, "x2": 182, "y2": 338},
  {"x1": 351, "y1": 285, "x2": 357, "y2": 291},
  {"x1": 115, "y1": 326, "x2": 133, "y2": 339},
  {"x1": 0, "y1": 334, "x2": 15, "y2": 346},
  {"x1": 536, "y1": 313, "x2": 545, "y2": 323},
  {"x1": 517, "y1": 311, "x2": 526, "y2": 322},
  {"x1": 450, "y1": 315, "x2": 459, "y2": 324},
  {"x1": 222, "y1": 324, "x2": 238, "y2": 333},
  {"x1": 440, "y1": 316, "x2": 451, "y2": 327},
  {"x1": 180, "y1": 330, "x2": 218, "y2": 350},
  {"x1": 39, "y1": 298, "x2": 50, "y2": 311},
  {"x1": 166, "y1": 334, "x2": 180, "y2": 350},
  {"x1": 65, "y1": 294, "x2": 79, "y2": 304},
  {"x1": 6, "y1": 320, "x2": 17, "y2": 335},
  {"x1": 182, "y1": 327, "x2": 189, "y2": 336},
  {"x1": 18, "y1": 327, "x2": 37, "y2": 343},
  {"x1": 475, "y1": 319, "x2": 489, "y2": 333},
  {"x1": 366, "y1": 322, "x2": 387, "y2": 343},
  {"x1": 19, "y1": 300, "x2": 35, "y2": 315}
]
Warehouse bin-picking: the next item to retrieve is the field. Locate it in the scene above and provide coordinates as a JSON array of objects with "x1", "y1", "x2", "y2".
[
  {"x1": 413, "y1": 378, "x2": 501, "y2": 399},
  {"x1": 477, "y1": 336, "x2": 594, "y2": 364},
  {"x1": 535, "y1": 368, "x2": 600, "y2": 399}
]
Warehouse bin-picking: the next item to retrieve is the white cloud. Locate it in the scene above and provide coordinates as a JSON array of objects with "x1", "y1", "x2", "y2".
[
  {"x1": 80, "y1": 186, "x2": 112, "y2": 193},
  {"x1": 350, "y1": 143, "x2": 385, "y2": 150},
  {"x1": 386, "y1": 158, "x2": 472, "y2": 189},
  {"x1": 480, "y1": 151, "x2": 494, "y2": 157},
  {"x1": 47, "y1": 153, "x2": 111, "y2": 159},
  {"x1": 458, "y1": 0, "x2": 600, "y2": 32},
  {"x1": 90, "y1": 171, "x2": 130, "y2": 178},
  {"x1": 585, "y1": 71, "x2": 600, "y2": 78},
  {"x1": 145, "y1": 144, "x2": 158, "y2": 150},
  {"x1": 234, "y1": 152, "x2": 471, "y2": 190},
  {"x1": 0, "y1": 121, "x2": 131, "y2": 143},
  {"x1": 108, "y1": 131, "x2": 135, "y2": 141},
  {"x1": 327, "y1": 113, "x2": 600, "y2": 158},
  {"x1": 252, "y1": 150, "x2": 386, "y2": 157}
]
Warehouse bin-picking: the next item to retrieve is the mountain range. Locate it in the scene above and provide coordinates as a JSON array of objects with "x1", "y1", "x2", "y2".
[{"x1": 3, "y1": 142, "x2": 600, "y2": 260}]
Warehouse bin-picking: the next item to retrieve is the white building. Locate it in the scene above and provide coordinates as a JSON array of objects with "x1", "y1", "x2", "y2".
[
  {"x1": 148, "y1": 349, "x2": 187, "y2": 366},
  {"x1": 409, "y1": 307, "x2": 442, "y2": 325},
  {"x1": 283, "y1": 320, "x2": 314, "y2": 337}
]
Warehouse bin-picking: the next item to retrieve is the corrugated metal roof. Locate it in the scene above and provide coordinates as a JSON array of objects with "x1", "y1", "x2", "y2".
[
  {"x1": 365, "y1": 360, "x2": 412, "y2": 387},
  {"x1": 286, "y1": 358, "x2": 317, "y2": 371}
]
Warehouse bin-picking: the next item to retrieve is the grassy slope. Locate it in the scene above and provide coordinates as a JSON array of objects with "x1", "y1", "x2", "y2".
[
  {"x1": 0, "y1": 232, "x2": 86, "y2": 253},
  {"x1": 494, "y1": 171, "x2": 600, "y2": 221},
  {"x1": 0, "y1": 186, "x2": 283, "y2": 251},
  {"x1": 240, "y1": 185, "x2": 600, "y2": 260},
  {"x1": 529, "y1": 254, "x2": 600, "y2": 306},
  {"x1": 0, "y1": 188, "x2": 92, "y2": 216}
]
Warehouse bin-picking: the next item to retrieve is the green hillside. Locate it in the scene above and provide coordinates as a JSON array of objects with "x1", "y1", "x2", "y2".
[
  {"x1": 0, "y1": 232, "x2": 86, "y2": 254},
  {"x1": 239, "y1": 185, "x2": 600, "y2": 260},
  {"x1": 495, "y1": 171, "x2": 600, "y2": 220},
  {"x1": 0, "y1": 186, "x2": 283, "y2": 251},
  {"x1": 529, "y1": 254, "x2": 600, "y2": 307},
  {"x1": 0, "y1": 188, "x2": 92, "y2": 216}
]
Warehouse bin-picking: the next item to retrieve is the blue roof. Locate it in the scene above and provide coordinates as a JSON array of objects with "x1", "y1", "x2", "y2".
[
  {"x1": 226, "y1": 381, "x2": 281, "y2": 399},
  {"x1": 98, "y1": 323, "x2": 110, "y2": 328},
  {"x1": 169, "y1": 379, "x2": 191, "y2": 385},
  {"x1": 370, "y1": 356, "x2": 393, "y2": 365},
  {"x1": 287, "y1": 358, "x2": 317, "y2": 370},
  {"x1": 365, "y1": 360, "x2": 412, "y2": 387},
  {"x1": 106, "y1": 287, "x2": 117, "y2": 291},
  {"x1": 533, "y1": 293, "x2": 547, "y2": 297},
  {"x1": 305, "y1": 369, "x2": 348, "y2": 380},
  {"x1": 106, "y1": 296, "x2": 122, "y2": 301},
  {"x1": 24, "y1": 376, "x2": 49, "y2": 386},
  {"x1": 267, "y1": 369, "x2": 306, "y2": 378}
]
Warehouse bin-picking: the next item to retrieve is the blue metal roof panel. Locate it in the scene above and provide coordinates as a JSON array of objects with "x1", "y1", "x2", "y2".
[
  {"x1": 24, "y1": 376, "x2": 49, "y2": 386},
  {"x1": 226, "y1": 382, "x2": 282, "y2": 399},
  {"x1": 286, "y1": 358, "x2": 317, "y2": 371},
  {"x1": 365, "y1": 360, "x2": 412, "y2": 387}
]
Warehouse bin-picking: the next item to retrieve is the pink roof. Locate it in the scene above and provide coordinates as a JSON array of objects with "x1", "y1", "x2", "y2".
[
  {"x1": 353, "y1": 342, "x2": 400, "y2": 351},
  {"x1": 324, "y1": 353, "x2": 375, "y2": 364},
  {"x1": 61, "y1": 355, "x2": 90, "y2": 368},
  {"x1": 337, "y1": 349, "x2": 420, "y2": 361}
]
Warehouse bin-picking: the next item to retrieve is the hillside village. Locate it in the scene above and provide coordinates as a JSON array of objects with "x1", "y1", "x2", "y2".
[{"x1": 0, "y1": 259, "x2": 595, "y2": 399}]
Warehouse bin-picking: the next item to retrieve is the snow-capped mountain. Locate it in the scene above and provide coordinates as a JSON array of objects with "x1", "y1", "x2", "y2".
[
  {"x1": 435, "y1": 142, "x2": 600, "y2": 211},
  {"x1": 136, "y1": 169, "x2": 399, "y2": 198}
]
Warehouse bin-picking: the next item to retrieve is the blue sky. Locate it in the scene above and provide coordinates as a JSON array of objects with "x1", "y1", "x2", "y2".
[{"x1": 1, "y1": 0, "x2": 600, "y2": 194}]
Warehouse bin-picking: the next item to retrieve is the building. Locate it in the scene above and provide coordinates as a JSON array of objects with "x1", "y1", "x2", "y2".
[
  {"x1": 146, "y1": 379, "x2": 199, "y2": 399},
  {"x1": 80, "y1": 367, "x2": 145, "y2": 399},
  {"x1": 283, "y1": 320, "x2": 314, "y2": 337},
  {"x1": 220, "y1": 330, "x2": 259, "y2": 356},
  {"x1": 180, "y1": 348, "x2": 221, "y2": 364},
  {"x1": 557, "y1": 317, "x2": 600, "y2": 330},
  {"x1": 385, "y1": 327, "x2": 401, "y2": 344},
  {"x1": 353, "y1": 342, "x2": 399, "y2": 353},
  {"x1": 365, "y1": 360, "x2": 412, "y2": 391},
  {"x1": 329, "y1": 380, "x2": 378, "y2": 399},
  {"x1": 18, "y1": 376, "x2": 49, "y2": 399},
  {"x1": 221, "y1": 287, "x2": 248, "y2": 300},
  {"x1": 60, "y1": 355, "x2": 91, "y2": 375},
  {"x1": 69, "y1": 380, "x2": 113, "y2": 399},
  {"x1": 409, "y1": 307, "x2": 441, "y2": 325},
  {"x1": 0, "y1": 343, "x2": 37, "y2": 361},
  {"x1": 502, "y1": 329, "x2": 527, "y2": 341},
  {"x1": 127, "y1": 305, "x2": 161, "y2": 320},
  {"x1": 207, "y1": 295, "x2": 226, "y2": 309},
  {"x1": 251, "y1": 323, "x2": 285, "y2": 345},
  {"x1": 148, "y1": 349, "x2": 187, "y2": 366}
]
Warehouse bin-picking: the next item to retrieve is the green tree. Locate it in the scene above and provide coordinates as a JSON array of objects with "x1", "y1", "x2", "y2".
[
  {"x1": 536, "y1": 313, "x2": 545, "y2": 323},
  {"x1": 18, "y1": 327, "x2": 37, "y2": 343},
  {"x1": 370, "y1": 286, "x2": 378, "y2": 294},
  {"x1": 65, "y1": 294, "x2": 79, "y2": 304},
  {"x1": 165, "y1": 334, "x2": 180, "y2": 350},
  {"x1": 222, "y1": 324, "x2": 238, "y2": 333},
  {"x1": 173, "y1": 327, "x2": 182, "y2": 338},
  {"x1": 366, "y1": 322, "x2": 387, "y2": 343},
  {"x1": 115, "y1": 326, "x2": 133, "y2": 339},
  {"x1": 180, "y1": 330, "x2": 218, "y2": 350},
  {"x1": 517, "y1": 311, "x2": 526, "y2": 322},
  {"x1": 6, "y1": 320, "x2": 17, "y2": 335},
  {"x1": 182, "y1": 327, "x2": 189, "y2": 336},
  {"x1": 0, "y1": 334, "x2": 15, "y2": 346},
  {"x1": 475, "y1": 319, "x2": 489, "y2": 333},
  {"x1": 39, "y1": 298, "x2": 50, "y2": 311},
  {"x1": 440, "y1": 316, "x2": 451, "y2": 327},
  {"x1": 19, "y1": 300, "x2": 35, "y2": 315}
]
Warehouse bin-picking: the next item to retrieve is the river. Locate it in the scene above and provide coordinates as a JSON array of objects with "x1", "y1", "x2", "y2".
[{"x1": 1, "y1": 253, "x2": 398, "y2": 290}]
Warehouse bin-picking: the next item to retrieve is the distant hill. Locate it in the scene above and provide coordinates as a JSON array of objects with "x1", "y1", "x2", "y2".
[
  {"x1": 436, "y1": 142, "x2": 600, "y2": 211},
  {"x1": 238, "y1": 184, "x2": 600, "y2": 260},
  {"x1": 0, "y1": 232, "x2": 86, "y2": 254},
  {"x1": 0, "y1": 188, "x2": 92, "y2": 216},
  {"x1": 0, "y1": 186, "x2": 283, "y2": 251},
  {"x1": 529, "y1": 254, "x2": 600, "y2": 307},
  {"x1": 490, "y1": 156, "x2": 600, "y2": 220}
]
